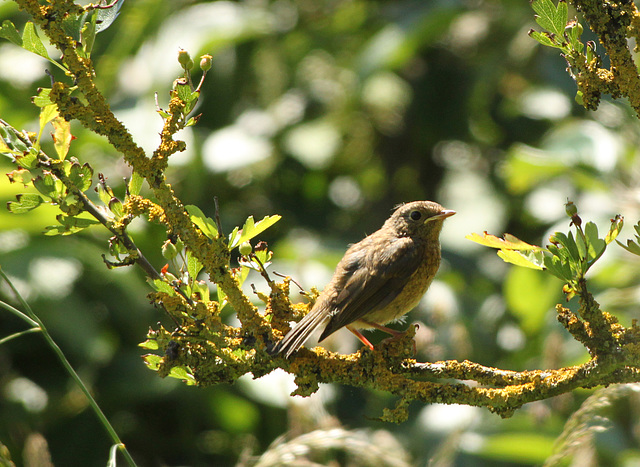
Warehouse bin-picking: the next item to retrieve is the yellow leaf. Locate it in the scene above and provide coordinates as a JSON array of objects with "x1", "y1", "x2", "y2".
[
  {"x1": 466, "y1": 232, "x2": 541, "y2": 250},
  {"x1": 51, "y1": 116, "x2": 73, "y2": 160}
]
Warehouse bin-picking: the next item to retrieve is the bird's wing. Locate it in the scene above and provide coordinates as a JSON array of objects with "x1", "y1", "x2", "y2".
[{"x1": 319, "y1": 236, "x2": 423, "y2": 340}]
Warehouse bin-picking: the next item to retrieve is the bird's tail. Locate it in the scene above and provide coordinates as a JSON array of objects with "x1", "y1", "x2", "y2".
[{"x1": 269, "y1": 304, "x2": 329, "y2": 358}]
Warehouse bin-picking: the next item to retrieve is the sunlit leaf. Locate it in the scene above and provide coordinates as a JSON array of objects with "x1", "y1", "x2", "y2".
[
  {"x1": 69, "y1": 162, "x2": 93, "y2": 192},
  {"x1": 7, "y1": 193, "x2": 43, "y2": 214},
  {"x1": 186, "y1": 249, "x2": 204, "y2": 280},
  {"x1": 43, "y1": 215, "x2": 99, "y2": 236},
  {"x1": 465, "y1": 232, "x2": 541, "y2": 250},
  {"x1": 497, "y1": 249, "x2": 545, "y2": 270},
  {"x1": 168, "y1": 366, "x2": 196, "y2": 385},
  {"x1": 22, "y1": 22, "x2": 50, "y2": 60},
  {"x1": 51, "y1": 116, "x2": 73, "y2": 159},
  {"x1": 605, "y1": 214, "x2": 623, "y2": 244},
  {"x1": 128, "y1": 171, "x2": 143, "y2": 196},
  {"x1": 228, "y1": 215, "x2": 281, "y2": 250},
  {"x1": 33, "y1": 173, "x2": 64, "y2": 199},
  {"x1": 531, "y1": 0, "x2": 568, "y2": 39},
  {"x1": 147, "y1": 278, "x2": 175, "y2": 295},
  {"x1": 185, "y1": 205, "x2": 218, "y2": 240},
  {"x1": 142, "y1": 354, "x2": 162, "y2": 371},
  {"x1": 138, "y1": 339, "x2": 159, "y2": 350},
  {"x1": 0, "y1": 20, "x2": 22, "y2": 46}
]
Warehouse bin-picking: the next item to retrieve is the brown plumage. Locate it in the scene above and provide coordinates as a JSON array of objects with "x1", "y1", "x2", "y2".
[{"x1": 270, "y1": 201, "x2": 455, "y2": 357}]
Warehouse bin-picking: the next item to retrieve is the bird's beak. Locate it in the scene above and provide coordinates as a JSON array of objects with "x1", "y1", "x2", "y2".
[{"x1": 428, "y1": 209, "x2": 456, "y2": 222}]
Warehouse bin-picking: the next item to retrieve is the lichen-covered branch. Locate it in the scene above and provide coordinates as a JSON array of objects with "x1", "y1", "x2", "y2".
[
  {"x1": 570, "y1": 0, "x2": 640, "y2": 115},
  {"x1": 11, "y1": 0, "x2": 640, "y2": 425}
]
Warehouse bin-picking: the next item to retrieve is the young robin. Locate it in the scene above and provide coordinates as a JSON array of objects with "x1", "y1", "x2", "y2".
[{"x1": 270, "y1": 200, "x2": 455, "y2": 357}]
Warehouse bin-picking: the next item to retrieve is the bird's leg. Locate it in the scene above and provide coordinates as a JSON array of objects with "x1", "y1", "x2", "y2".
[
  {"x1": 362, "y1": 321, "x2": 417, "y2": 355},
  {"x1": 363, "y1": 321, "x2": 405, "y2": 337},
  {"x1": 346, "y1": 326, "x2": 375, "y2": 351}
]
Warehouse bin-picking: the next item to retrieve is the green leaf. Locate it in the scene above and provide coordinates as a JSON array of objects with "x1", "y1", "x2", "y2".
[
  {"x1": 531, "y1": 0, "x2": 568, "y2": 39},
  {"x1": 7, "y1": 193, "x2": 43, "y2": 214},
  {"x1": 528, "y1": 30, "x2": 557, "y2": 48},
  {"x1": 465, "y1": 232, "x2": 541, "y2": 250},
  {"x1": 138, "y1": 339, "x2": 159, "y2": 350},
  {"x1": 15, "y1": 147, "x2": 39, "y2": 169},
  {"x1": 228, "y1": 215, "x2": 282, "y2": 250},
  {"x1": 32, "y1": 88, "x2": 54, "y2": 107},
  {"x1": 0, "y1": 20, "x2": 23, "y2": 46},
  {"x1": 497, "y1": 249, "x2": 545, "y2": 270},
  {"x1": 167, "y1": 366, "x2": 196, "y2": 385},
  {"x1": 38, "y1": 104, "x2": 58, "y2": 145},
  {"x1": 186, "y1": 249, "x2": 204, "y2": 280},
  {"x1": 128, "y1": 171, "x2": 144, "y2": 196},
  {"x1": 22, "y1": 22, "x2": 51, "y2": 60},
  {"x1": 191, "y1": 280, "x2": 210, "y2": 302},
  {"x1": 108, "y1": 198, "x2": 124, "y2": 219},
  {"x1": 185, "y1": 205, "x2": 218, "y2": 240},
  {"x1": 584, "y1": 221, "x2": 605, "y2": 264},
  {"x1": 43, "y1": 215, "x2": 99, "y2": 236},
  {"x1": 175, "y1": 82, "x2": 199, "y2": 115},
  {"x1": 617, "y1": 239, "x2": 640, "y2": 256},
  {"x1": 95, "y1": 0, "x2": 124, "y2": 33},
  {"x1": 147, "y1": 278, "x2": 175, "y2": 295},
  {"x1": 69, "y1": 162, "x2": 93, "y2": 192},
  {"x1": 543, "y1": 253, "x2": 573, "y2": 282},
  {"x1": 96, "y1": 181, "x2": 113, "y2": 206},
  {"x1": 142, "y1": 354, "x2": 162, "y2": 371},
  {"x1": 33, "y1": 173, "x2": 64, "y2": 199}
]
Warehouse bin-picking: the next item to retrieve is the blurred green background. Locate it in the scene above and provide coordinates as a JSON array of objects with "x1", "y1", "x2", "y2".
[{"x1": 2, "y1": 0, "x2": 640, "y2": 465}]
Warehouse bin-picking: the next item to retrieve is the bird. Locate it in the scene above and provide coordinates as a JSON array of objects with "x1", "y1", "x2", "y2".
[{"x1": 269, "y1": 200, "x2": 455, "y2": 357}]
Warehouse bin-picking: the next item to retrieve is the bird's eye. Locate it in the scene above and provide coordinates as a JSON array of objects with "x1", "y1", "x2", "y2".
[{"x1": 410, "y1": 211, "x2": 422, "y2": 221}]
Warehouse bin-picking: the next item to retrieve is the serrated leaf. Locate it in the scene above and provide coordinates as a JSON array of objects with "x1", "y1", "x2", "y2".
[
  {"x1": 531, "y1": 0, "x2": 568, "y2": 39},
  {"x1": 69, "y1": 162, "x2": 93, "y2": 192},
  {"x1": 229, "y1": 215, "x2": 282, "y2": 250},
  {"x1": 497, "y1": 249, "x2": 545, "y2": 270},
  {"x1": 22, "y1": 22, "x2": 50, "y2": 60},
  {"x1": 15, "y1": 148, "x2": 39, "y2": 169},
  {"x1": 147, "y1": 278, "x2": 175, "y2": 295},
  {"x1": 95, "y1": 0, "x2": 124, "y2": 33},
  {"x1": 52, "y1": 116, "x2": 73, "y2": 159},
  {"x1": 185, "y1": 205, "x2": 218, "y2": 240},
  {"x1": 543, "y1": 254, "x2": 573, "y2": 282},
  {"x1": 33, "y1": 173, "x2": 64, "y2": 199},
  {"x1": 44, "y1": 214, "x2": 99, "y2": 235},
  {"x1": 528, "y1": 30, "x2": 557, "y2": 48},
  {"x1": 32, "y1": 88, "x2": 54, "y2": 107},
  {"x1": 7, "y1": 193, "x2": 43, "y2": 213},
  {"x1": 186, "y1": 249, "x2": 204, "y2": 280},
  {"x1": 465, "y1": 232, "x2": 541, "y2": 250},
  {"x1": 617, "y1": 239, "x2": 640, "y2": 256},
  {"x1": 0, "y1": 20, "x2": 22, "y2": 46},
  {"x1": 175, "y1": 82, "x2": 199, "y2": 115}
]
